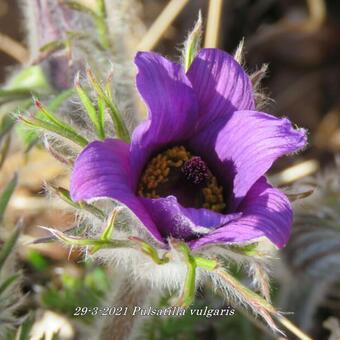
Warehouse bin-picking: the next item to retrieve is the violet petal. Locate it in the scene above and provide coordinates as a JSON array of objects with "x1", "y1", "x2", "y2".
[
  {"x1": 187, "y1": 48, "x2": 255, "y2": 129},
  {"x1": 189, "y1": 110, "x2": 307, "y2": 208},
  {"x1": 131, "y1": 52, "x2": 198, "y2": 187},
  {"x1": 70, "y1": 139, "x2": 163, "y2": 242},
  {"x1": 142, "y1": 195, "x2": 241, "y2": 241},
  {"x1": 189, "y1": 177, "x2": 292, "y2": 249}
]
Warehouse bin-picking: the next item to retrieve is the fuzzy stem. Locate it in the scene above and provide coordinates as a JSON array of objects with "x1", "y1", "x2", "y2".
[
  {"x1": 98, "y1": 277, "x2": 150, "y2": 340},
  {"x1": 95, "y1": 0, "x2": 110, "y2": 49},
  {"x1": 19, "y1": 115, "x2": 88, "y2": 147}
]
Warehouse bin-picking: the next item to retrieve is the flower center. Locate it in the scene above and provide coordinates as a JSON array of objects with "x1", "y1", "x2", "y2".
[
  {"x1": 181, "y1": 156, "x2": 209, "y2": 184},
  {"x1": 138, "y1": 146, "x2": 226, "y2": 212}
]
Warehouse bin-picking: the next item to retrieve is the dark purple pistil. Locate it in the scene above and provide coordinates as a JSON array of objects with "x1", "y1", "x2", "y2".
[{"x1": 181, "y1": 156, "x2": 210, "y2": 185}]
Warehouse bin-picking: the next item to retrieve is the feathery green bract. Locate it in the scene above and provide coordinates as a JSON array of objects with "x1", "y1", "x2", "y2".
[
  {"x1": 97, "y1": 96, "x2": 106, "y2": 136},
  {"x1": 34, "y1": 99, "x2": 71, "y2": 131},
  {"x1": 75, "y1": 81, "x2": 105, "y2": 139},
  {"x1": 0, "y1": 174, "x2": 17, "y2": 222},
  {"x1": 183, "y1": 12, "x2": 202, "y2": 72},
  {"x1": 16, "y1": 90, "x2": 73, "y2": 150},
  {"x1": 52, "y1": 186, "x2": 105, "y2": 220},
  {"x1": 19, "y1": 114, "x2": 88, "y2": 147},
  {"x1": 91, "y1": 210, "x2": 118, "y2": 254},
  {"x1": 175, "y1": 242, "x2": 197, "y2": 308},
  {"x1": 129, "y1": 236, "x2": 169, "y2": 265},
  {"x1": 101, "y1": 210, "x2": 118, "y2": 241},
  {"x1": 87, "y1": 69, "x2": 130, "y2": 142},
  {"x1": 43, "y1": 227, "x2": 131, "y2": 249}
]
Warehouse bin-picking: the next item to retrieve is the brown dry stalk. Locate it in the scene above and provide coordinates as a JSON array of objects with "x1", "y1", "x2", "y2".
[
  {"x1": 0, "y1": 32, "x2": 28, "y2": 64},
  {"x1": 204, "y1": 0, "x2": 223, "y2": 48},
  {"x1": 306, "y1": 0, "x2": 326, "y2": 29},
  {"x1": 137, "y1": 0, "x2": 189, "y2": 51}
]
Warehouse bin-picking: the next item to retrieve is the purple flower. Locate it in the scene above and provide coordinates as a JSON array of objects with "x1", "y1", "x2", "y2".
[{"x1": 70, "y1": 49, "x2": 307, "y2": 249}]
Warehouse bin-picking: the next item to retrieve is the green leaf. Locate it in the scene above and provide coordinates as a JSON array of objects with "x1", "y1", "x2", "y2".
[
  {"x1": 15, "y1": 313, "x2": 35, "y2": 340},
  {"x1": 0, "y1": 222, "x2": 21, "y2": 270},
  {"x1": 5, "y1": 65, "x2": 48, "y2": 91},
  {"x1": 0, "y1": 88, "x2": 33, "y2": 98},
  {"x1": 0, "y1": 114, "x2": 15, "y2": 143},
  {"x1": 0, "y1": 274, "x2": 19, "y2": 296},
  {"x1": 0, "y1": 173, "x2": 17, "y2": 221},
  {"x1": 27, "y1": 250, "x2": 49, "y2": 271},
  {"x1": 0, "y1": 134, "x2": 11, "y2": 169},
  {"x1": 0, "y1": 66, "x2": 49, "y2": 104}
]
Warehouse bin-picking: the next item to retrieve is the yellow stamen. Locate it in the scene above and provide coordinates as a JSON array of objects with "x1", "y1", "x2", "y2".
[{"x1": 138, "y1": 145, "x2": 226, "y2": 213}]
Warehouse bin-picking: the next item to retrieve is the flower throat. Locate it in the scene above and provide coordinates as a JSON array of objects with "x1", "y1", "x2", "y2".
[{"x1": 138, "y1": 146, "x2": 226, "y2": 212}]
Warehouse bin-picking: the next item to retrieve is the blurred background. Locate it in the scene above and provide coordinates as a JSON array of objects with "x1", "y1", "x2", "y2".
[{"x1": 0, "y1": 0, "x2": 339, "y2": 339}]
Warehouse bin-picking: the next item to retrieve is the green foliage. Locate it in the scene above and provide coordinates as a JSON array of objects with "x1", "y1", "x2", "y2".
[
  {"x1": 140, "y1": 297, "x2": 258, "y2": 340},
  {"x1": 0, "y1": 66, "x2": 50, "y2": 105},
  {"x1": 63, "y1": 0, "x2": 110, "y2": 49},
  {"x1": 0, "y1": 114, "x2": 15, "y2": 142},
  {"x1": 26, "y1": 250, "x2": 49, "y2": 271},
  {"x1": 75, "y1": 79, "x2": 105, "y2": 139},
  {"x1": 86, "y1": 68, "x2": 130, "y2": 142},
  {"x1": 19, "y1": 109, "x2": 88, "y2": 147},
  {"x1": 40, "y1": 264, "x2": 110, "y2": 323},
  {"x1": 10, "y1": 314, "x2": 35, "y2": 340},
  {"x1": 0, "y1": 175, "x2": 23, "y2": 338},
  {"x1": 0, "y1": 174, "x2": 17, "y2": 222}
]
